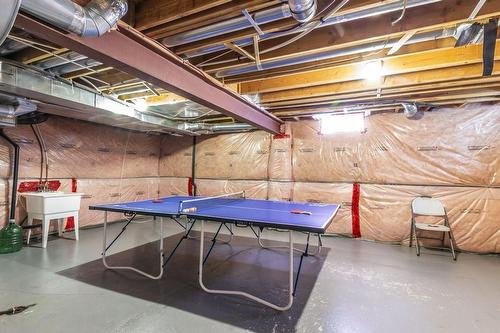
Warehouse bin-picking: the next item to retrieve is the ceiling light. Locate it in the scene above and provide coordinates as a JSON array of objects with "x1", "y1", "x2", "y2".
[{"x1": 363, "y1": 60, "x2": 383, "y2": 82}]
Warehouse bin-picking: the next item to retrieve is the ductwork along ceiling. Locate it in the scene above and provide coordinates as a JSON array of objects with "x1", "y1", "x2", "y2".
[{"x1": 0, "y1": 0, "x2": 498, "y2": 133}]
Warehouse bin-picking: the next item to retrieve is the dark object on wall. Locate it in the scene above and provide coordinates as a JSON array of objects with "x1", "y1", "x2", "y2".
[
  {"x1": 0, "y1": 129, "x2": 22, "y2": 254},
  {"x1": 482, "y1": 18, "x2": 498, "y2": 76}
]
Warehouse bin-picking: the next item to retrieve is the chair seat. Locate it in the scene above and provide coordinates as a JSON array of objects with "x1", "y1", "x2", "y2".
[{"x1": 415, "y1": 223, "x2": 450, "y2": 232}]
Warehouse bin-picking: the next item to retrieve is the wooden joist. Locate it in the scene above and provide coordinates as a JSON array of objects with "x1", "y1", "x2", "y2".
[{"x1": 241, "y1": 41, "x2": 500, "y2": 94}]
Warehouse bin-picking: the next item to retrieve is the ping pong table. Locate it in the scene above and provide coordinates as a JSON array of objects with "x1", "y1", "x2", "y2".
[{"x1": 90, "y1": 192, "x2": 339, "y2": 311}]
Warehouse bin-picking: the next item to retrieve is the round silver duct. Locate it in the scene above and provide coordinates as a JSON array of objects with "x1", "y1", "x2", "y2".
[
  {"x1": 20, "y1": 0, "x2": 128, "y2": 37},
  {"x1": 0, "y1": 0, "x2": 21, "y2": 45},
  {"x1": 402, "y1": 103, "x2": 419, "y2": 118},
  {"x1": 288, "y1": 0, "x2": 317, "y2": 23}
]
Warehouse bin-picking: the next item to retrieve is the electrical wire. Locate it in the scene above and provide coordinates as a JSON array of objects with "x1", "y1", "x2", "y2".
[{"x1": 392, "y1": 0, "x2": 408, "y2": 25}]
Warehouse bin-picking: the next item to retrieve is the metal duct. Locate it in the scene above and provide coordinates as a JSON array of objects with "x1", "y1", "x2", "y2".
[
  {"x1": 216, "y1": 28, "x2": 455, "y2": 77},
  {"x1": 288, "y1": 0, "x2": 317, "y2": 23},
  {"x1": 0, "y1": 93, "x2": 37, "y2": 127},
  {"x1": 402, "y1": 103, "x2": 419, "y2": 118},
  {"x1": 20, "y1": 0, "x2": 128, "y2": 37},
  {"x1": 0, "y1": 0, "x2": 21, "y2": 45},
  {"x1": 163, "y1": 4, "x2": 291, "y2": 47},
  {"x1": 180, "y1": 122, "x2": 253, "y2": 133},
  {"x1": 184, "y1": 0, "x2": 441, "y2": 58},
  {"x1": 0, "y1": 39, "x2": 28, "y2": 56},
  {"x1": 0, "y1": 60, "x2": 192, "y2": 134}
]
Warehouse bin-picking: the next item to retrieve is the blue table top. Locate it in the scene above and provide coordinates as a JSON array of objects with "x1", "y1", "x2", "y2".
[{"x1": 90, "y1": 196, "x2": 340, "y2": 233}]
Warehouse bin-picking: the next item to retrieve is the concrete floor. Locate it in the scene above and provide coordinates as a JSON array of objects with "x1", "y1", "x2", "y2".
[{"x1": 0, "y1": 219, "x2": 499, "y2": 333}]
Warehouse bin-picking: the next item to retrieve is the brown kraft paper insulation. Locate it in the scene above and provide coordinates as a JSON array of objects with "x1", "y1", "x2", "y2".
[
  {"x1": 292, "y1": 182, "x2": 353, "y2": 235},
  {"x1": 269, "y1": 122, "x2": 293, "y2": 180},
  {"x1": 195, "y1": 179, "x2": 268, "y2": 199},
  {"x1": 360, "y1": 184, "x2": 500, "y2": 253},
  {"x1": 159, "y1": 136, "x2": 193, "y2": 177},
  {"x1": 195, "y1": 131, "x2": 271, "y2": 180},
  {"x1": 291, "y1": 104, "x2": 500, "y2": 185}
]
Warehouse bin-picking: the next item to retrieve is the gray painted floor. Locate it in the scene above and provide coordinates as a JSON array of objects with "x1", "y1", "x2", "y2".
[{"x1": 0, "y1": 219, "x2": 499, "y2": 333}]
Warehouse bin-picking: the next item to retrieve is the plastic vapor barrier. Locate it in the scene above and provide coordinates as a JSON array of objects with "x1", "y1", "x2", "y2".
[{"x1": 195, "y1": 132, "x2": 271, "y2": 180}]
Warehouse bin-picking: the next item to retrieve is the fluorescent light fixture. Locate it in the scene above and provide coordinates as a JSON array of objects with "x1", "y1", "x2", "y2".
[
  {"x1": 363, "y1": 60, "x2": 383, "y2": 82},
  {"x1": 314, "y1": 113, "x2": 365, "y2": 134}
]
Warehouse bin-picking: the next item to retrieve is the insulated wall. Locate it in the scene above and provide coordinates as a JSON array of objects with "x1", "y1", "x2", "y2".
[
  {"x1": 0, "y1": 115, "x2": 164, "y2": 229},
  {"x1": 165, "y1": 104, "x2": 499, "y2": 253}
]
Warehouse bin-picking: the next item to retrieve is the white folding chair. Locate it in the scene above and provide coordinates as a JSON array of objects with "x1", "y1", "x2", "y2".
[{"x1": 409, "y1": 196, "x2": 457, "y2": 260}]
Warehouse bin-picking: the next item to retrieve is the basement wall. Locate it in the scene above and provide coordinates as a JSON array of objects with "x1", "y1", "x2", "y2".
[
  {"x1": 162, "y1": 103, "x2": 500, "y2": 253},
  {"x1": 0, "y1": 104, "x2": 498, "y2": 253},
  {"x1": 0, "y1": 116, "x2": 175, "y2": 230}
]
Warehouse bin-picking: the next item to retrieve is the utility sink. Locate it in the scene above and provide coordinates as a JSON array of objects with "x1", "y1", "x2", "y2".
[
  {"x1": 21, "y1": 192, "x2": 83, "y2": 248},
  {"x1": 22, "y1": 192, "x2": 83, "y2": 215}
]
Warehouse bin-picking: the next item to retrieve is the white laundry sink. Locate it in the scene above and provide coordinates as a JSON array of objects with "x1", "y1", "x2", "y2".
[
  {"x1": 22, "y1": 192, "x2": 83, "y2": 215},
  {"x1": 22, "y1": 192, "x2": 84, "y2": 248}
]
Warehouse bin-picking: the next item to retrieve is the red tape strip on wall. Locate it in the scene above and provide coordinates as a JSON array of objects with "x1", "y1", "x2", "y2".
[
  {"x1": 65, "y1": 178, "x2": 77, "y2": 230},
  {"x1": 351, "y1": 182, "x2": 361, "y2": 238},
  {"x1": 188, "y1": 177, "x2": 193, "y2": 196}
]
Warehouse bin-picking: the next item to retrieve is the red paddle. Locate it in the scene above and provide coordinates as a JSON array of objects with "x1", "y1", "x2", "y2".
[{"x1": 290, "y1": 209, "x2": 312, "y2": 215}]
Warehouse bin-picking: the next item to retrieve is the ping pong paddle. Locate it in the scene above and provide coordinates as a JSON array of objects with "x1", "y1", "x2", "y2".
[{"x1": 290, "y1": 209, "x2": 312, "y2": 215}]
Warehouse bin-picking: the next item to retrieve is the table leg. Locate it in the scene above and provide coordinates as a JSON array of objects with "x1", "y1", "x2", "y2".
[
  {"x1": 198, "y1": 220, "x2": 294, "y2": 311},
  {"x1": 102, "y1": 212, "x2": 164, "y2": 280}
]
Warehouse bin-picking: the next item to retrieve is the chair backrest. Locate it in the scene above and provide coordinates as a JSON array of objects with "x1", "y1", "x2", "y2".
[{"x1": 411, "y1": 196, "x2": 446, "y2": 216}]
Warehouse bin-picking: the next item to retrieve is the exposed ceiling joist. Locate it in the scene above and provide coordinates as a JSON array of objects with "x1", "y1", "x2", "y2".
[
  {"x1": 177, "y1": 0, "x2": 500, "y2": 57},
  {"x1": 135, "y1": 0, "x2": 231, "y2": 31},
  {"x1": 259, "y1": 61, "x2": 500, "y2": 103},
  {"x1": 14, "y1": 14, "x2": 281, "y2": 133},
  {"x1": 241, "y1": 41, "x2": 500, "y2": 94},
  {"x1": 143, "y1": 0, "x2": 280, "y2": 39}
]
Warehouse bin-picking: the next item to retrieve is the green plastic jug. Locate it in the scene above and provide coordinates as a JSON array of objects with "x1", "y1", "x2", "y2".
[{"x1": 0, "y1": 220, "x2": 23, "y2": 254}]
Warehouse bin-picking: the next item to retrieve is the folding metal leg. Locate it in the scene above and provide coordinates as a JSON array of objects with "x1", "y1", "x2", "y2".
[
  {"x1": 102, "y1": 212, "x2": 165, "y2": 280},
  {"x1": 257, "y1": 229, "x2": 322, "y2": 256},
  {"x1": 293, "y1": 232, "x2": 310, "y2": 296},
  {"x1": 409, "y1": 217, "x2": 414, "y2": 248},
  {"x1": 198, "y1": 220, "x2": 294, "y2": 311},
  {"x1": 202, "y1": 223, "x2": 224, "y2": 265},
  {"x1": 186, "y1": 220, "x2": 233, "y2": 244},
  {"x1": 413, "y1": 222, "x2": 421, "y2": 256},
  {"x1": 162, "y1": 220, "x2": 197, "y2": 268},
  {"x1": 448, "y1": 231, "x2": 457, "y2": 261}
]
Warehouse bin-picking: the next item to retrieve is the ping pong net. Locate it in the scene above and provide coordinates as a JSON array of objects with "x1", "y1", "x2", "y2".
[{"x1": 178, "y1": 191, "x2": 245, "y2": 214}]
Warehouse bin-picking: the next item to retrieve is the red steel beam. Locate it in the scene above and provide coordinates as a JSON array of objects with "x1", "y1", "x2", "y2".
[{"x1": 14, "y1": 14, "x2": 282, "y2": 133}]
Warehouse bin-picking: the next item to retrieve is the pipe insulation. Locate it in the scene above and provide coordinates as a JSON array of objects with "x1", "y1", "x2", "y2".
[{"x1": 20, "y1": 0, "x2": 128, "y2": 37}]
